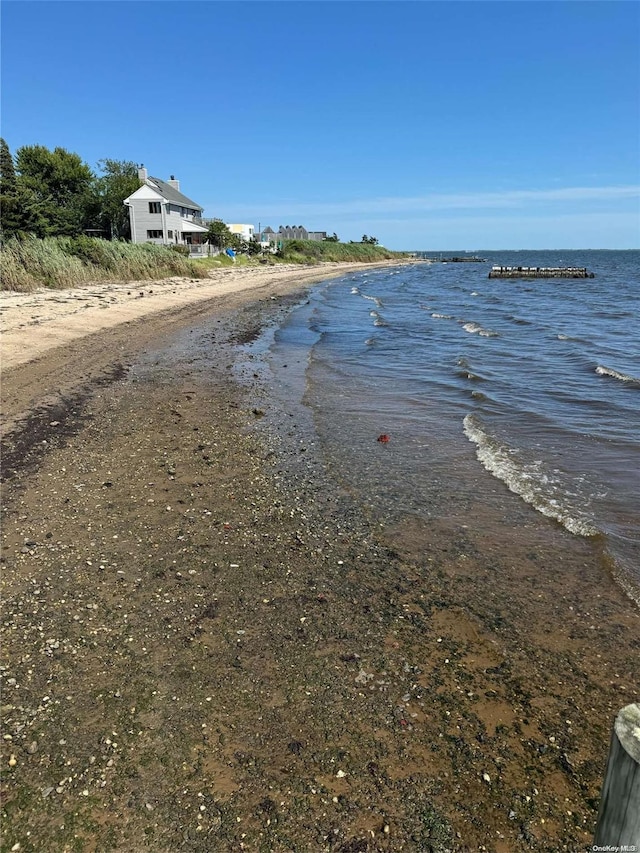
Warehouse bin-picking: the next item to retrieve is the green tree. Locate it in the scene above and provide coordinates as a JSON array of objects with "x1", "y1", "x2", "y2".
[
  {"x1": 15, "y1": 144, "x2": 97, "y2": 236},
  {"x1": 206, "y1": 219, "x2": 235, "y2": 250},
  {"x1": 0, "y1": 137, "x2": 19, "y2": 238},
  {"x1": 95, "y1": 159, "x2": 140, "y2": 239},
  {"x1": 0, "y1": 138, "x2": 49, "y2": 239},
  {"x1": 244, "y1": 237, "x2": 262, "y2": 256},
  {"x1": 323, "y1": 232, "x2": 339, "y2": 242},
  {"x1": 0, "y1": 138, "x2": 17, "y2": 195}
]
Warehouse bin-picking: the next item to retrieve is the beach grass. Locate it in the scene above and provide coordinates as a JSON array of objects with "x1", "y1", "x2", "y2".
[
  {"x1": 275, "y1": 239, "x2": 401, "y2": 263},
  {"x1": 0, "y1": 235, "x2": 406, "y2": 292},
  {"x1": 0, "y1": 235, "x2": 210, "y2": 291}
]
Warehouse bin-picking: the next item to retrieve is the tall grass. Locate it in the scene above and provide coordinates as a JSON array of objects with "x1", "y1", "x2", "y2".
[{"x1": 0, "y1": 235, "x2": 210, "y2": 292}]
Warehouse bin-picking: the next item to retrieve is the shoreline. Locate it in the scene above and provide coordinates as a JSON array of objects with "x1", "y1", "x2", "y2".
[
  {"x1": 0, "y1": 261, "x2": 410, "y2": 444},
  {"x1": 1, "y1": 262, "x2": 638, "y2": 852},
  {"x1": 0, "y1": 260, "x2": 412, "y2": 371}
]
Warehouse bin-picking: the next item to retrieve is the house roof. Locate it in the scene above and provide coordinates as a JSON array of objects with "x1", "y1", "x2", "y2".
[
  {"x1": 181, "y1": 219, "x2": 208, "y2": 233},
  {"x1": 147, "y1": 176, "x2": 203, "y2": 212}
]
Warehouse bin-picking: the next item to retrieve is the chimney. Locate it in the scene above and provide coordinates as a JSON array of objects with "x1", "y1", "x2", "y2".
[
  {"x1": 168, "y1": 175, "x2": 180, "y2": 191},
  {"x1": 138, "y1": 165, "x2": 148, "y2": 183}
]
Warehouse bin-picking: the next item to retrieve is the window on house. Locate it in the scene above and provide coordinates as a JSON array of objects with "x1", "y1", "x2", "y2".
[
  {"x1": 167, "y1": 230, "x2": 173, "y2": 239},
  {"x1": 147, "y1": 230, "x2": 163, "y2": 238},
  {"x1": 149, "y1": 202, "x2": 161, "y2": 214}
]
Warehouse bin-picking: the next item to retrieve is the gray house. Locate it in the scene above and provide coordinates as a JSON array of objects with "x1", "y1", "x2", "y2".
[
  {"x1": 256, "y1": 225, "x2": 329, "y2": 248},
  {"x1": 278, "y1": 225, "x2": 308, "y2": 240},
  {"x1": 123, "y1": 167, "x2": 208, "y2": 253}
]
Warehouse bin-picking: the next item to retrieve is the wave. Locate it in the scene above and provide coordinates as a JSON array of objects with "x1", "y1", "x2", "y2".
[
  {"x1": 462, "y1": 322, "x2": 499, "y2": 337},
  {"x1": 369, "y1": 310, "x2": 388, "y2": 327},
  {"x1": 456, "y1": 357, "x2": 484, "y2": 382},
  {"x1": 351, "y1": 286, "x2": 360, "y2": 294},
  {"x1": 362, "y1": 294, "x2": 384, "y2": 308},
  {"x1": 431, "y1": 312, "x2": 453, "y2": 319},
  {"x1": 463, "y1": 414, "x2": 599, "y2": 537},
  {"x1": 595, "y1": 365, "x2": 640, "y2": 385}
]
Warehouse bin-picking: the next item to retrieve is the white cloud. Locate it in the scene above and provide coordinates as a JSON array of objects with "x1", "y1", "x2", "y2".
[{"x1": 209, "y1": 185, "x2": 640, "y2": 222}]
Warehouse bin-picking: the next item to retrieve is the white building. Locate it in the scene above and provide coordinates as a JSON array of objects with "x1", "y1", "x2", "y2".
[
  {"x1": 226, "y1": 223, "x2": 255, "y2": 242},
  {"x1": 123, "y1": 168, "x2": 209, "y2": 254}
]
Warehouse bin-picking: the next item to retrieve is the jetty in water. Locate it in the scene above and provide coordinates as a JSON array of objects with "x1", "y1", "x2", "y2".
[
  {"x1": 410, "y1": 252, "x2": 487, "y2": 262},
  {"x1": 488, "y1": 265, "x2": 595, "y2": 279}
]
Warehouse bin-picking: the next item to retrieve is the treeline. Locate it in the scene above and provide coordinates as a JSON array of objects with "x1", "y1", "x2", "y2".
[{"x1": 0, "y1": 139, "x2": 138, "y2": 241}]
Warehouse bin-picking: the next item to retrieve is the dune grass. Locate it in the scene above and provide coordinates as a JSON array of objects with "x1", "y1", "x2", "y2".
[
  {"x1": 0, "y1": 236, "x2": 210, "y2": 292},
  {"x1": 1, "y1": 236, "x2": 406, "y2": 292},
  {"x1": 275, "y1": 239, "x2": 402, "y2": 264}
]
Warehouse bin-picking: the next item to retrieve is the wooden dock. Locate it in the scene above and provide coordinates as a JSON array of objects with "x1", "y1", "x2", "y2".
[{"x1": 489, "y1": 266, "x2": 594, "y2": 279}]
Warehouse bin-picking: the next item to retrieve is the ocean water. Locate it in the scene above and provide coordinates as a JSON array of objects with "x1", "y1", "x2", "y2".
[{"x1": 264, "y1": 251, "x2": 640, "y2": 602}]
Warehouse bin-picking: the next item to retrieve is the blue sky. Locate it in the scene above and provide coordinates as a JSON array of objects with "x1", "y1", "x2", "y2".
[{"x1": 2, "y1": 1, "x2": 638, "y2": 249}]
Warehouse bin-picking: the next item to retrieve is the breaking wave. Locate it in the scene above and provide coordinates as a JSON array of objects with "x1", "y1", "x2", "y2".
[
  {"x1": 462, "y1": 322, "x2": 499, "y2": 337},
  {"x1": 362, "y1": 294, "x2": 384, "y2": 308},
  {"x1": 595, "y1": 365, "x2": 640, "y2": 385},
  {"x1": 456, "y1": 357, "x2": 484, "y2": 381},
  {"x1": 463, "y1": 414, "x2": 599, "y2": 537},
  {"x1": 369, "y1": 310, "x2": 387, "y2": 327}
]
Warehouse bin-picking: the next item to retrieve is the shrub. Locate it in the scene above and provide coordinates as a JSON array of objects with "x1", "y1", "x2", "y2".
[
  {"x1": 169, "y1": 244, "x2": 190, "y2": 256},
  {"x1": 276, "y1": 239, "x2": 402, "y2": 264}
]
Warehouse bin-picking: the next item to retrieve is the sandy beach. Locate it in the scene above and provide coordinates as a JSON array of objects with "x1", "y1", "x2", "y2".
[
  {"x1": 1, "y1": 261, "x2": 638, "y2": 853},
  {"x1": 1, "y1": 262, "x2": 410, "y2": 372}
]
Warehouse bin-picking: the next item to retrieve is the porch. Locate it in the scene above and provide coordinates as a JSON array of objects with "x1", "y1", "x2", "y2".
[{"x1": 180, "y1": 218, "x2": 209, "y2": 258}]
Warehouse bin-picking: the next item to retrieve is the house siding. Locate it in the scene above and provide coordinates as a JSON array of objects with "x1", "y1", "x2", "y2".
[
  {"x1": 130, "y1": 199, "x2": 168, "y2": 243},
  {"x1": 124, "y1": 178, "x2": 205, "y2": 247}
]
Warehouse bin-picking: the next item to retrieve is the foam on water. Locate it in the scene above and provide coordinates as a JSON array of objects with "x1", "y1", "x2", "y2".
[
  {"x1": 463, "y1": 414, "x2": 599, "y2": 537},
  {"x1": 266, "y1": 251, "x2": 639, "y2": 599},
  {"x1": 462, "y1": 321, "x2": 499, "y2": 337},
  {"x1": 361, "y1": 294, "x2": 384, "y2": 308},
  {"x1": 595, "y1": 364, "x2": 640, "y2": 385},
  {"x1": 369, "y1": 310, "x2": 388, "y2": 327}
]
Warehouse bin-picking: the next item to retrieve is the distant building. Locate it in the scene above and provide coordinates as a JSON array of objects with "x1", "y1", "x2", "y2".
[
  {"x1": 254, "y1": 226, "x2": 278, "y2": 252},
  {"x1": 278, "y1": 225, "x2": 308, "y2": 240},
  {"x1": 226, "y1": 223, "x2": 255, "y2": 242},
  {"x1": 255, "y1": 225, "x2": 329, "y2": 249},
  {"x1": 123, "y1": 167, "x2": 208, "y2": 254}
]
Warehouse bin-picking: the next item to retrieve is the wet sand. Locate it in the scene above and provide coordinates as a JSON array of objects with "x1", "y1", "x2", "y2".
[{"x1": 1, "y1": 263, "x2": 638, "y2": 852}]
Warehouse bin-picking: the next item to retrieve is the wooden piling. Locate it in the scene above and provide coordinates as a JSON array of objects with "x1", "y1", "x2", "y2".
[
  {"x1": 488, "y1": 265, "x2": 594, "y2": 279},
  {"x1": 593, "y1": 702, "x2": 640, "y2": 846}
]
